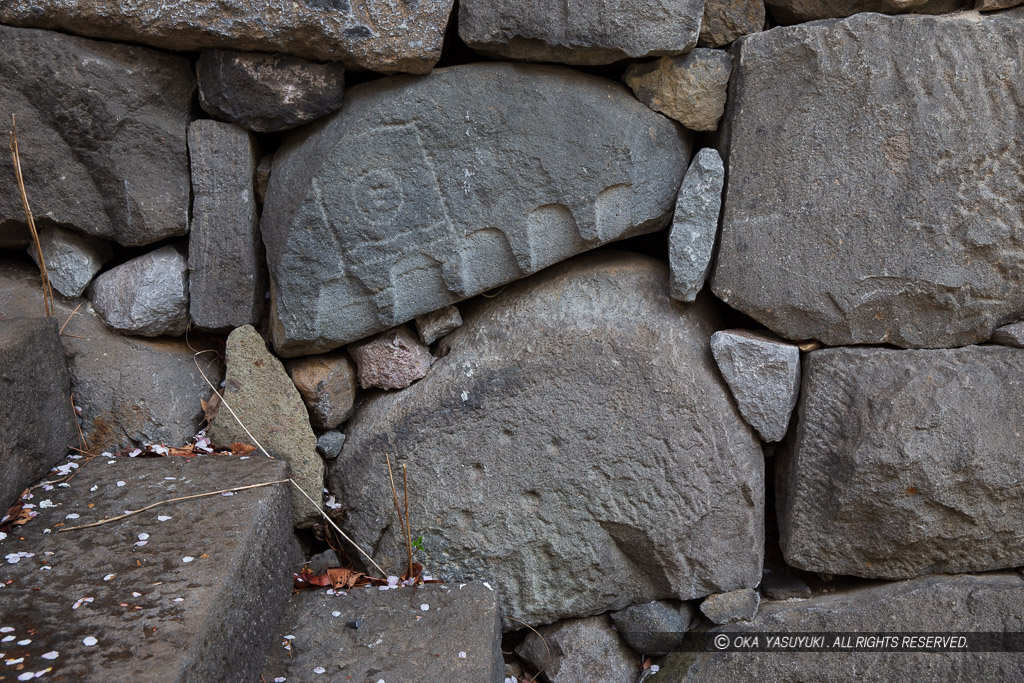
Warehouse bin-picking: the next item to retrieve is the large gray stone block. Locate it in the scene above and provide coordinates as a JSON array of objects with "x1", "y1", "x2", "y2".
[
  {"x1": 459, "y1": 0, "x2": 704, "y2": 65},
  {"x1": 330, "y1": 252, "x2": 764, "y2": 626},
  {"x1": 778, "y1": 346, "x2": 1024, "y2": 579},
  {"x1": 0, "y1": 456, "x2": 299, "y2": 681},
  {"x1": 187, "y1": 120, "x2": 264, "y2": 332},
  {"x1": 197, "y1": 51, "x2": 346, "y2": 133},
  {"x1": 712, "y1": 11, "x2": 1024, "y2": 348},
  {"x1": 27, "y1": 226, "x2": 111, "y2": 298},
  {"x1": 89, "y1": 245, "x2": 190, "y2": 337},
  {"x1": 0, "y1": 25, "x2": 193, "y2": 247},
  {"x1": 262, "y1": 63, "x2": 690, "y2": 356},
  {"x1": 0, "y1": 1, "x2": 454, "y2": 74},
  {"x1": 0, "y1": 318, "x2": 78, "y2": 507},
  {"x1": 662, "y1": 573, "x2": 1024, "y2": 681},
  {"x1": 0, "y1": 260, "x2": 223, "y2": 453},
  {"x1": 262, "y1": 583, "x2": 503, "y2": 682},
  {"x1": 207, "y1": 325, "x2": 324, "y2": 528},
  {"x1": 765, "y1": 0, "x2": 965, "y2": 23}
]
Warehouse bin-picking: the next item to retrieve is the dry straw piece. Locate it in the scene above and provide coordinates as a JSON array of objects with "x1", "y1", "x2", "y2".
[{"x1": 9, "y1": 114, "x2": 54, "y2": 317}]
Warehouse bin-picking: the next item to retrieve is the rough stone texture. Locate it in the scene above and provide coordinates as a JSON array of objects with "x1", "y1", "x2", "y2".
[
  {"x1": 255, "y1": 154, "x2": 273, "y2": 205},
  {"x1": 187, "y1": 120, "x2": 264, "y2": 332},
  {"x1": 761, "y1": 572, "x2": 811, "y2": 601},
  {"x1": 0, "y1": 456, "x2": 299, "y2": 681},
  {"x1": 89, "y1": 245, "x2": 190, "y2": 337},
  {"x1": 284, "y1": 351, "x2": 358, "y2": 429},
  {"x1": 624, "y1": 49, "x2": 732, "y2": 132},
  {"x1": 710, "y1": 330, "x2": 801, "y2": 442},
  {"x1": 778, "y1": 346, "x2": 1024, "y2": 579},
  {"x1": 27, "y1": 226, "x2": 112, "y2": 298},
  {"x1": 516, "y1": 616, "x2": 636, "y2": 683},
  {"x1": 712, "y1": 11, "x2": 1024, "y2": 348},
  {"x1": 977, "y1": 0, "x2": 1024, "y2": 9},
  {"x1": 0, "y1": 318, "x2": 78, "y2": 508},
  {"x1": 699, "y1": 0, "x2": 765, "y2": 47},
  {"x1": 197, "y1": 51, "x2": 346, "y2": 133},
  {"x1": 0, "y1": 24, "x2": 191, "y2": 247},
  {"x1": 670, "y1": 149, "x2": 725, "y2": 302},
  {"x1": 262, "y1": 583, "x2": 503, "y2": 682},
  {"x1": 991, "y1": 321, "x2": 1024, "y2": 347},
  {"x1": 262, "y1": 63, "x2": 690, "y2": 356},
  {"x1": 1, "y1": 259, "x2": 223, "y2": 453},
  {"x1": 765, "y1": 0, "x2": 965, "y2": 22},
  {"x1": 415, "y1": 304, "x2": 464, "y2": 345},
  {"x1": 662, "y1": 573, "x2": 1024, "y2": 681},
  {"x1": 315, "y1": 430, "x2": 346, "y2": 460},
  {"x1": 459, "y1": 0, "x2": 704, "y2": 65},
  {"x1": 331, "y1": 253, "x2": 764, "y2": 626},
  {"x1": 610, "y1": 600, "x2": 695, "y2": 656},
  {"x1": 208, "y1": 325, "x2": 324, "y2": 527},
  {"x1": 0, "y1": 1, "x2": 454, "y2": 74},
  {"x1": 349, "y1": 327, "x2": 433, "y2": 390},
  {"x1": 699, "y1": 588, "x2": 760, "y2": 624}
]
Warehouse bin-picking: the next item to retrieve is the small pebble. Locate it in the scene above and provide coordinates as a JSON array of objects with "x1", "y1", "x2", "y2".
[
  {"x1": 313, "y1": 667, "x2": 326, "y2": 674},
  {"x1": 82, "y1": 636, "x2": 98, "y2": 646},
  {"x1": 138, "y1": 533, "x2": 149, "y2": 541},
  {"x1": 65, "y1": 514, "x2": 79, "y2": 520},
  {"x1": 458, "y1": 651, "x2": 466, "y2": 659},
  {"x1": 331, "y1": 611, "x2": 341, "y2": 617},
  {"x1": 116, "y1": 481, "x2": 126, "y2": 487},
  {"x1": 420, "y1": 604, "x2": 429, "y2": 611},
  {"x1": 157, "y1": 516, "x2": 172, "y2": 522},
  {"x1": 182, "y1": 556, "x2": 195, "y2": 563}
]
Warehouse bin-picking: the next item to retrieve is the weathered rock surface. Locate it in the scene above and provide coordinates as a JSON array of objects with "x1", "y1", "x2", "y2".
[
  {"x1": 197, "y1": 51, "x2": 346, "y2": 133},
  {"x1": 27, "y1": 226, "x2": 111, "y2": 298},
  {"x1": 712, "y1": 11, "x2": 1024, "y2": 348},
  {"x1": 284, "y1": 351, "x2": 358, "y2": 429},
  {"x1": 331, "y1": 253, "x2": 764, "y2": 626},
  {"x1": 1, "y1": 260, "x2": 222, "y2": 453},
  {"x1": 700, "y1": 588, "x2": 760, "y2": 624},
  {"x1": 0, "y1": 455, "x2": 298, "y2": 681},
  {"x1": 262, "y1": 583, "x2": 503, "y2": 682},
  {"x1": 516, "y1": 616, "x2": 636, "y2": 683},
  {"x1": 778, "y1": 346, "x2": 1024, "y2": 579},
  {"x1": 761, "y1": 571, "x2": 811, "y2": 600},
  {"x1": 765, "y1": 0, "x2": 965, "y2": 23},
  {"x1": 459, "y1": 0, "x2": 704, "y2": 65},
  {"x1": 670, "y1": 149, "x2": 725, "y2": 302},
  {"x1": 610, "y1": 600, "x2": 695, "y2": 656},
  {"x1": 0, "y1": 25, "x2": 193, "y2": 247},
  {"x1": 416, "y1": 304, "x2": 464, "y2": 345},
  {"x1": 663, "y1": 573, "x2": 1024, "y2": 681},
  {"x1": 624, "y1": 49, "x2": 733, "y2": 131},
  {"x1": 699, "y1": 0, "x2": 765, "y2": 47},
  {"x1": 208, "y1": 326, "x2": 323, "y2": 527},
  {"x1": 977, "y1": 0, "x2": 1024, "y2": 9},
  {"x1": 710, "y1": 330, "x2": 800, "y2": 442},
  {"x1": 0, "y1": 1, "x2": 454, "y2": 74},
  {"x1": 263, "y1": 63, "x2": 689, "y2": 356},
  {"x1": 348, "y1": 326, "x2": 433, "y2": 390},
  {"x1": 991, "y1": 321, "x2": 1024, "y2": 347},
  {"x1": 254, "y1": 154, "x2": 273, "y2": 205},
  {"x1": 187, "y1": 120, "x2": 264, "y2": 332},
  {"x1": 89, "y1": 245, "x2": 190, "y2": 337},
  {"x1": 315, "y1": 430, "x2": 346, "y2": 460},
  {"x1": 0, "y1": 318, "x2": 78, "y2": 507}
]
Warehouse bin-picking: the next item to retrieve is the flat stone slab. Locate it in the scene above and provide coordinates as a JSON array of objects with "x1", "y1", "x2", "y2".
[
  {"x1": 0, "y1": 1, "x2": 454, "y2": 74},
  {"x1": 262, "y1": 62, "x2": 689, "y2": 355},
  {"x1": 663, "y1": 572, "x2": 1024, "y2": 680},
  {"x1": 778, "y1": 346, "x2": 1024, "y2": 579},
  {"x1": 0, "y1": 455, "x2": 297, "y2": 681},
  {"x1": 262, "y1": 583, "x2": 503, "y2": 682},
  {"x1": 0, "y1": 318, "x2": 78, "y2": 509},
  {"x1": 0, "y1": 24, "x2": 192, "y2": 247},
  {"x1": 459, "y1": 0, "x2": 704, "y2": 65},
  {"x1": 712, "y1": 10, "x2": 1024, "y2": 348}
]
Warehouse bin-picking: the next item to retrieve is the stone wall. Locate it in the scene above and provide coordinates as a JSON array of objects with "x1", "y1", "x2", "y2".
[{"x1": 1, "y1": 1, "x2": 1023, "y2": 680}]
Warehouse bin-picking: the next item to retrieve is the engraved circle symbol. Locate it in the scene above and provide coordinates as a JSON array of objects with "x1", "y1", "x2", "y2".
[{"x1": 354, "y1": 169, "x2": 405, "y2": 225}]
